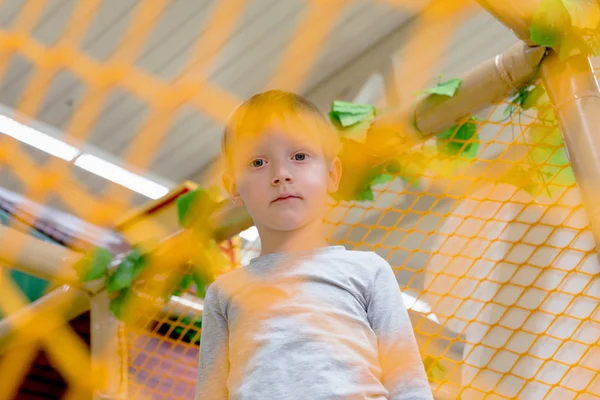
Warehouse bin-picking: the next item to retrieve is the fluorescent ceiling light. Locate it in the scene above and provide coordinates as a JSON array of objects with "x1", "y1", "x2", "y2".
[
  {"x1": 0, "y1": 115, "x2": 80, "y2": 161},
  {"x1": 239, "y1": 226, "x2": 259, "y2": 242},
  {"x1": 75, "y1": 153, "x2": 169, "y2": 200},
  {"x1": 170, "y1": 295, "x2": 204, "y2": 312}
]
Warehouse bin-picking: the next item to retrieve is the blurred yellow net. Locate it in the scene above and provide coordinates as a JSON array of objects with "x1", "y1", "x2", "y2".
[{"x1": 0, "y1": 0, "x2": 599, "y2": 399}]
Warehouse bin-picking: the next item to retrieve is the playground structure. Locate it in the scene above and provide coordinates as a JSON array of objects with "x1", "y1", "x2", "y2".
[{"x1": 0, "y1": 0, "x2": 600, "y2": 399}]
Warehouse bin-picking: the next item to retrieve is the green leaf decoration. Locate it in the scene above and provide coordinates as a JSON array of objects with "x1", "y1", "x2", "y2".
[
  {"x1": 436, "y1": 118, "x2": 479, "y2": 158},
  {"x1": 352, "y1": 172, "x2": 396, "y2": 203},
  {"x1": 505, "y1": 85, "x2": 535, "y2": 117},
  {"x1": 502, "y1": 82, "x2": 576, "y2": 198},
  {"x1": 357, "y1": 187, "x2": 375, "y2": 202},
  {"x1": 529, "y1": 125, "x2": 576, "y2": 186},
  {"x1": 329, "y1": 101, "x2": 376, "y2": 143},
  {"x1": 129, "y1": 250, "x2": 147, "y2": 278},
  {"x1": 176, "y1": 188, "x2": 218, "y2": 230},
  {"x1": 173, "y1": 273, "x2": 194, "y2": 297},
  {"x1": 371, "y1": 174, "x2": 394, "y2": 186},
  {"x1": 179, "y1": 274, "x2": 194, "y2": 291},
  {"x1": 530, "y1": 0, "x2": 571, "y2": 49},
  {"x1": 422, "y1": 78, "x2": 462, "y2": 97},
  {"x1": 529, "y1": 0, "x2": 600, "y2": 59},
  {"x1": 530, "y1": 126, "x2": 565, "y2": 163},
  {"x1": 521, "y1": 86, "x2": 547, "y2": 110},
  {"x1": 423, "y1": 356, "x2": 447, "y2": 383},
  {"x1": 109, "y1": 290, "x2": 128, "y2": 319},
  {"x1": 106, "y1": 259, "x2": 134, "y2": 294},
  {"x1": 75, "y1": 247, "x2": 113, "y2": 282},
  {"x1": 106, "y1": 249, "x2": 147, "y2": 294},
  {"x1": 192, "y1": 272, "x2": 207, "y2": 298}
]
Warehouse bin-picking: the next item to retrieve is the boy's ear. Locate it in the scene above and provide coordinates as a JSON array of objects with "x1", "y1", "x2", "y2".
[
  {"x1": 327, "y1": 157, "x2": 342, "y2": 193},
  {"x1": 222, "y1": 172, "x2": 244, "y2": 206}
]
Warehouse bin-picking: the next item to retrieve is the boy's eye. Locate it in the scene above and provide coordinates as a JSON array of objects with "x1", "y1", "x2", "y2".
[
  {"x1": 293, "y1": 153, "x2": 308, "y2": 161},
  {"x1": 250, "y1": 159, "x2": 266, "y2": 168}
]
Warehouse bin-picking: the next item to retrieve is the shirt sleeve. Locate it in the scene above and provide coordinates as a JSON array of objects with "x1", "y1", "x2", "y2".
[
  {"x1": 196, "y1": 283, "x2": 230, "y2": 400},
  {"x1": 366, "y1": 255, "x2": 434, "y2": 400}
]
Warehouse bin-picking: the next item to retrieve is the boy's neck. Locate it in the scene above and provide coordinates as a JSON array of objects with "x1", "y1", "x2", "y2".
[{"x1": 257, "y1": 218, "x2": 328, "y2": 256}]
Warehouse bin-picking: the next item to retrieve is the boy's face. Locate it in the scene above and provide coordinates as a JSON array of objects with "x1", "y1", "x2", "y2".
[{"x1": 224, "y1": 127, "x2": 341, "y2": 233}]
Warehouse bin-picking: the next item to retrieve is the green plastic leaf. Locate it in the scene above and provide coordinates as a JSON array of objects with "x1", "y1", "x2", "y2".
[
  {"x1": 505, "y1": 85, "x2": 534, "y2": 117},
  {"x1": 528, "y1": 125, "x2": 575, "y2": 186},
  {"x1": 179, "y1": 274, "x2": 193, "y2": 291},
  {"x1": 330, "y1": 101, "x2": 375, "y2": 126},
  {"x1": 75, "y1": 247, "x2": 113, "y2": 282},
  {"x1": 530, "y1": 126, "x2": 565, "y2": 163},
  {"x1": 329, "y1": 101, "x2": 376, "y2": 143},
  {"x1": 371, "y1": 174, "x2": 394, "y2": 186},
  {"x1": 106, "y1": 258, "x2": 135, "y2": 293},
  {"x1": 331, "y1": 100, "x2": 373, "y2": 113},
  {"x1": 423, "y1": 356, "x2": 447, "y2": 383},
  {"x1": 177, "y1": 189, "x2": 218, "y2": 229},
  {"x1": 192, "y1": 272, "x2": 207, "y2": 298},
  {"x1": 173, "y1": 274, "x2": 194, "y2": 298},
  {"x1": 357, "y1": 187, "x2": 375, "y2": 202},
  {"x1": 530, "y1": 0, "x2": 571, "y2": 49},
  {"x1": 128, "y1": 250, "x2": 147, "y2": 279},
  {"x1": 109, "y1": 290, "x2": 128, "y2": 319},
  {"x1": 521, "y1": 86, "x2": 547, "y2": 110},
  {"x1": 422, "y1": 78, "x2": 462, "y2": 97},
  {"x1": 330, "y1": 112, "x2": 372, "y2": 142},
  {"x1": 436, "y1": 119, "x2": 479, "y2": 158}
]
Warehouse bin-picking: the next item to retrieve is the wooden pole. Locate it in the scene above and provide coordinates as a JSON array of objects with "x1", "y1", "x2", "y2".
[
  {"x1": 413, "y1": 42, "x2": 545, "y2": 135},
  {"x1": 90, "y1": 291, "x2": 128, "y2": 400},
  {"x1": 373, "y1": 42, "x2": 546, "y2": 137},
  {"x1": 0, "y1": 225, "x2": 81, "y2": 284},
  {"x1": 540, "y1": 52, "x2": 600, "y2": 251},
  {"x1": 0, "y1": 284, "x2": 89, "y2": 354}
]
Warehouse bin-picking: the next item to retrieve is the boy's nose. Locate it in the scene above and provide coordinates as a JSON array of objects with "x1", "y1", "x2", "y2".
[{"x1": 272, "y1": 170, "x2": 293, "y2": 186}]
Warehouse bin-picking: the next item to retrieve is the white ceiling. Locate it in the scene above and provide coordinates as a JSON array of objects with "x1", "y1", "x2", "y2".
[{"x1": 0, "y1": 0, "x2": 414, "y2": 194}]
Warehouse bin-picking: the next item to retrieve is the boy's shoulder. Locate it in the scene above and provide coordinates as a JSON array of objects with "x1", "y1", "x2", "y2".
[{"x1": 332, "y1": 248, "x2": 392, "y2": 271}]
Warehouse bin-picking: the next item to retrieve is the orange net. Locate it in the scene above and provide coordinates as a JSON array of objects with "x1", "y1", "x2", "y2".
[{"x1": 0, "y1": 0, "x2": 599, "y2": 399}]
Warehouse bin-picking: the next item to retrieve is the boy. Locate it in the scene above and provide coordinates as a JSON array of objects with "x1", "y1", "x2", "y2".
[{"x1": 196, "y1": 90, "x2": 433, "y2": 399}]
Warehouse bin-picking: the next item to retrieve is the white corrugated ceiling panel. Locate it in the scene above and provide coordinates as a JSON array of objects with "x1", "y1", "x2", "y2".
[{"x1": 0, "y1": 0, "x2": 413, "y2": 196}]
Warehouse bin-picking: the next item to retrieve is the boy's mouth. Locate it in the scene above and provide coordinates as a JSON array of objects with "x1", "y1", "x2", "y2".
[{"x1": 272, "y1": 194, "x2": 302, "y2": 203}]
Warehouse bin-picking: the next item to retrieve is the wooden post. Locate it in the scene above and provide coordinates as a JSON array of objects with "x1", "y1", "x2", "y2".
[
  {"x1": 90, "y1": 291, "x2": 128, "y2": 400},
  {"x1": 541, "y1": 51, "x2": 600, "y2": 251}
]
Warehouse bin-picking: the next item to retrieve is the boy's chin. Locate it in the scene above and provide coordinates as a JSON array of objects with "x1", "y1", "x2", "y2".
[{"x1": 260, "y1": 213, "x2": 313, "y2": 232}]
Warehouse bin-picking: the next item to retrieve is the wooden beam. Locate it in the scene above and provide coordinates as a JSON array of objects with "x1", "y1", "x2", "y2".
[
  {"x1": 0, "y1": 225, "x2": 81, "y2": 285},
  {"x1": 374, "y1": 41, "x2": 546, "y2": 136},
  {"x1": 0, "y1": 284, "x2": 90, "y2": 354}
]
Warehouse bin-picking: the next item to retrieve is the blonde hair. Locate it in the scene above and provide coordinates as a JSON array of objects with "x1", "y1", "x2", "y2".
[{"x1": 221, "y1": 90, "x2": 340, "y2": 169}]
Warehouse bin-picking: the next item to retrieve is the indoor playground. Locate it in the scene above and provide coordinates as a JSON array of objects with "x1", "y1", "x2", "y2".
[{"x1": 0, "y1": 0, "x2": 600, "y2": 399}]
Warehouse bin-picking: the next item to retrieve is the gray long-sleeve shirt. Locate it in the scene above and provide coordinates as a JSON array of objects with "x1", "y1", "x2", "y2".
[{"x1": 196, "y1": 246, "x2": 433, "y2": 400}]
